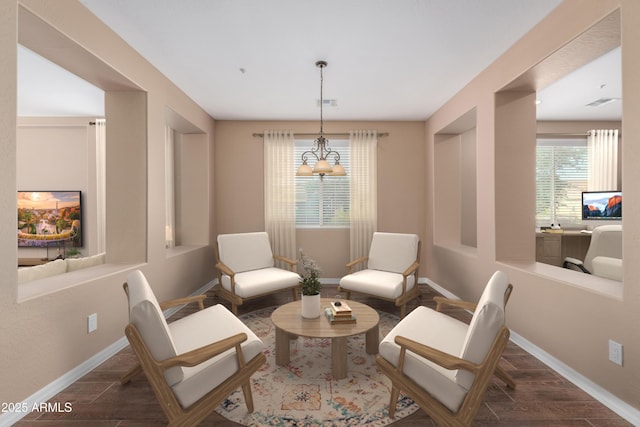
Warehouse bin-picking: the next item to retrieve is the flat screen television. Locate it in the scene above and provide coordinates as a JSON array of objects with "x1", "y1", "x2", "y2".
[
  {"x1": 582, "y1": 190, "x2": 622, "y2": 221},
  {"x1": 17, "y1": 191, "x2": 82, "y2": 248}
]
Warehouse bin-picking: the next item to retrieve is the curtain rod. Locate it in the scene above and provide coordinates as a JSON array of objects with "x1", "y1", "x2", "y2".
[
  {"x1": 537, "y1": 132, "x2": 588, "y2": 137},
  {"x1": 253, "y1": 132, "x2": 388, "y2": 138},
  {"x1": 537, "y1": 131, "x2": 622, "y2": 138}
]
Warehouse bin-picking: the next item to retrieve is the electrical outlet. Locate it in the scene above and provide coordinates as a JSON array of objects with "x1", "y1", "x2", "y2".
[
  {"x1": 608, "y1": 340, "x2": 623, "y2": 366},
  {"x1": 88, "y1": 313, "x2": 98, "y2": 333}
]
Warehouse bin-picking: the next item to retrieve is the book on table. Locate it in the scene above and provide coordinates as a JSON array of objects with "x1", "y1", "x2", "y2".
[
  {"x1": 330, "y1": 301, "x2": 352, "y2": 317},
  {"x1": 325, "y1": 308, "x2": 356, "y2": 324}
]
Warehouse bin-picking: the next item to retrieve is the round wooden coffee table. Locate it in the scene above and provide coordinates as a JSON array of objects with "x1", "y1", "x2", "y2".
[{"x1": 271, "y1": 298, "x2": 380, "y2": 379}]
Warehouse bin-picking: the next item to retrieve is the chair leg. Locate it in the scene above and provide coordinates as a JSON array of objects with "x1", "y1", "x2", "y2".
[
  {"x1": 388, "y1": 385, "x2": 400, "y2": 418},
  {"x1": 241, "y1": 381, "x2": 255, "y2": 412},
  {"x1": 400, "y1": 303, "x2": 407, "y2": 318},
  {"x1": 495, "y1": 365, "x2": 516, "y2": 389},
  {"x1": 120, "y1": 363, "x2": 143, "y2": 385}
]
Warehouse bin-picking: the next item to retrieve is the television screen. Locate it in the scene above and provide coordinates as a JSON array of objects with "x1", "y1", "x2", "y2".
[
  {"x1": 17, "y1": 191, "x2": 82, "y2": 247},
  {"x1": 582, "y1": 191, "x2": 622, "y2": 221}
]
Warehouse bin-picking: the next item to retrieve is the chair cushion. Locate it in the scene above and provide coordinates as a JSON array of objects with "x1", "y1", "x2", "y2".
[
  {"x1": 217, "y1": 232, "x2": 274, "y2": 273},
  {"x1": 221, "y1": 267, "x2": 300, "y2": 298},
  {"x1": 379, "y1": 306, "x2": 469, "y2": 412},
  {"x1": 456, "y1": 271, "x2": 508, "y2": 390},
  {"x1": 339, "y1": 269, "x2": 416, "y2": 300},
  {"x1": 591, "y1": 256, "x2": 622, "y2": 281},
  {"x1": 170, "y1": 304, "x2": 264, "y2": 408},
  {"x1": 367, "y1": 232, "x2": 419, "y2": 273},
  {"x1": 126, "y1": 270, "x2": 182, "y2": 386}
]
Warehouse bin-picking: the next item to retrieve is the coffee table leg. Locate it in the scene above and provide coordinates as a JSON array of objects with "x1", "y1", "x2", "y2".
[
  {"x1": 332, "y1": 337, "x2": 347, "y2": 379},
  {"x1": 365, "y1": 324, "x2": 379, "y2": 355},
  {"x1": 275, "y1": 327, "x2": 290, "y2": 366}
]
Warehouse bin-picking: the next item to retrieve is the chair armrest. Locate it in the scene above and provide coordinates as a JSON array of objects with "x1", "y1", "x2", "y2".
[
  {"x1": 159, "y1": 333, "x2": 248, "y2": 370},
  {"x1": 433, "y1": 296, "x2": 477, "y2": 313},
  {"x1": 273, "y1": 255, "x2": 298, "y2": 271},
  {"x1": 346, "y1": 256, "x2": 368, "y2": 273},
  {"x1": 402, "y1": 261, "x2": 420, "y2": 277},
  {"x1": 160, "y1": 295, "x2": 206, "y2": 311},
  {"x1": 562, "y1": 257, "x2": 590, "y2": 273},
  {"x1": 394, "y1": 335, "x2": 479, "y2": 374},
  {"x1": 216, "y1": 261, "x2": 235, "y2": 277}
]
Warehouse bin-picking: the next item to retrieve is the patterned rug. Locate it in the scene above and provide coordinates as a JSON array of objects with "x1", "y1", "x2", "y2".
[{"x1": 215, "y1": 306, "x2": 418, "y2": 426}]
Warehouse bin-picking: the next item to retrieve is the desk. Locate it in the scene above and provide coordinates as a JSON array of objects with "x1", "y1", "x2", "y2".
[{"x1": 536, "y1": 231, "x2": 591, "y2": 267}]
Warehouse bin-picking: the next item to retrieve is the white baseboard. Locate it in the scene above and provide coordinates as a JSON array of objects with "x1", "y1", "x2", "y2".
[
  {"x1": 0, "y1": 280, "x2": 215, "y2": 427},
  {"x1": 423, "y1": 278, "x2": 640, "y2": 426}
]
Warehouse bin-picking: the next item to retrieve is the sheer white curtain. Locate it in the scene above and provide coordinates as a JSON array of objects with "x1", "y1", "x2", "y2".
[
  {"x1": 264, "y1": 130, "x2": 296, "y2": 261},
  {"x1": 95, "y1": 119, "x2": 106, "y2": 254},
  {"x1": 165, "y1": 125, "x2": 175, "y2": 248},
  {"x1": 349, "y1": 130, "x2": 377, "y2": 262},
  {"x1": 588, "y1": 129, "x2": 619, "y2": 190}
]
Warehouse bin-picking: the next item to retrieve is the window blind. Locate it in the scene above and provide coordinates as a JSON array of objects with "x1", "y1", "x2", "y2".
[
  {"x1": 295, "y1": 139, "x2": 350, "y2": 227},
  {"x1": 536, "y1": 138, "x2": 588, "y2": 227}
]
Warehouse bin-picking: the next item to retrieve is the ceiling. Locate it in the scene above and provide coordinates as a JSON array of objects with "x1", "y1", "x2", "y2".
[{"x1": 17, "y1": 0, "x2": 621, "y2": 122}]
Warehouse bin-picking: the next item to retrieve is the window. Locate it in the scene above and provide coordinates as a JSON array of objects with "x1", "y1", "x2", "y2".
[
  {"x1": 536, "y1": 138, "x2": 588, "y2": 227},
  {"x1": 294, "y1": 139, "x2": 350, "y2": 227}
]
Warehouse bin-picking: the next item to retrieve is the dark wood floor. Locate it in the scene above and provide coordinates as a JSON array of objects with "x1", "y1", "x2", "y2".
[{"x1": 15, "y1": 284, "x2": 631, "y2": 426}]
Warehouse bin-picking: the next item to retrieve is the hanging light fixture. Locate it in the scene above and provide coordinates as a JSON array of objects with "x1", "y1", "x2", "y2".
[{"x1": 296, "y1": 61, "x2": 346, "y2": 177}]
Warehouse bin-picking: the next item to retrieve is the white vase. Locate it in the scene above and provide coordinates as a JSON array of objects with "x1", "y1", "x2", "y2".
[{"x1": 301, "y1": 294, "x2": 321, "y2": 319}]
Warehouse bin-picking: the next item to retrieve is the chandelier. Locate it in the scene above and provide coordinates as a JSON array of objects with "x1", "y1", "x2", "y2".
[{"x1": 296, "y1": 61, "x2": 346, "y2": 177}]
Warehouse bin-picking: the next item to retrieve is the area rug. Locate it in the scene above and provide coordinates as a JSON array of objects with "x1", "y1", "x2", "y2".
[{"x1": 215, "y1": 306, "x2": 418, "y2": 426}]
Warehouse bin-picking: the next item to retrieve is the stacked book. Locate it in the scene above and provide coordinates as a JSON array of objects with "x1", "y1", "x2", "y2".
[{"x1": 325, "y1": 301, "x2": 356, "y2": 324}]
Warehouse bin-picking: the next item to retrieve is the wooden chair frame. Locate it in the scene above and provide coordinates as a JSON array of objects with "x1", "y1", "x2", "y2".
[
  {"x1": 125, "y1": 324, "x2": 266, "y2": 427},
  {"x1": 338, "y1": 241, "x2": 421, "y2": 318},
  {"x1": 121, "y1": 282, "x2": 266, "y2": 426},
  {"x1": 377, "y1": 326, "x2": 511, "y2": 427},
  {"x1": 432, "y1": 283, "x2": 516, "y2": 389},
  {"x1": 120, "y1": 283, "x2": 208, "y2": 385},
  {"x1": 215, "y1": 242, "x2": 299, "y2": 314}
]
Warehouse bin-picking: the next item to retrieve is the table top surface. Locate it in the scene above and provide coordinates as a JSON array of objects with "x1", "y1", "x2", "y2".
[{"x1": 271, "y1": 298, "x2": 379, "y2": 339}]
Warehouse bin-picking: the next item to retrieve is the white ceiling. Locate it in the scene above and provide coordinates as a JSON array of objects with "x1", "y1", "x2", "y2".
[{"x1": 16, "y1": 0, "x2": 621, "y2": 122}]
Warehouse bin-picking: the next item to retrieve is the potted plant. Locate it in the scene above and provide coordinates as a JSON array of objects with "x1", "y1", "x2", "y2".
[{"x1": 299, "y1": 249, "x2": 322, "y2": 318}]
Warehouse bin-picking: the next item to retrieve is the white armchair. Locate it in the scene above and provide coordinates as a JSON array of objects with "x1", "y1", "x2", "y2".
[
  {"x1": 215, "y1": 232, "x2": 300, "y2": 314},
  {"x1": 123, "y1": 270, "x2": 266, "y2": 426},
  {"x1": 563, "y1": 225, "x2": 622, "y2": 280},
  {"x1": 338, "y1": 232, "x2": 420, "y2": 317},
  {"x1": 376, "y1": 271, "x2": 512, "y2": 426}
]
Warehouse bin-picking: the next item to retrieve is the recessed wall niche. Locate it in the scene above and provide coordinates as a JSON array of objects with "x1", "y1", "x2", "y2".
[
  {"x1": 165, "y1": 107, "x2": 209, "y2": 249},
  {"x1": 434, "y1": 108, "x2": 477, "y2": 249}
]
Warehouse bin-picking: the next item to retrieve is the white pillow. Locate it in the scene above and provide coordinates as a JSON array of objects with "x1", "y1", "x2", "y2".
[
  {"x1": 18, "y1": 258, "x2": 67, "y2": 284},
  {"x1": 66, "y1": 253, "x2": 106, "y2": 272}
]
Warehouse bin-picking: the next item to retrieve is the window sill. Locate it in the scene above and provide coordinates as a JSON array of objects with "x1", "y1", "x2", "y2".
[
  {"x1": 433, "y1": 243, "x2": 479, "y2": 257},
  {"x1": 295, "y1": 225, "x2": 350, "y2": 229},
  {"x1": 17, "y1": 262, "x2": 144, "y2": 303},
  {"x1": 503, "y1": 260, "x2": 623, "y2": 300},
  {"x1": 165, "y1": 244, "x2": 207, "y2": 258}
]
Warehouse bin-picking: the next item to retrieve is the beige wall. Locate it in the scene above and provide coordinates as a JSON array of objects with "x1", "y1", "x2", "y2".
[
  {"x1": 1, "y1": 0, "x2": 216, "y2": 405},
  {"x1": 214, "y1": 121, "x2": 426, "y2": 279},
  {"x1": 425, "y1": 0, "x2": 639, "y2": 410},
  {"x1": 2, "y1": 0, "x2": 639, "y2": 418}
]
